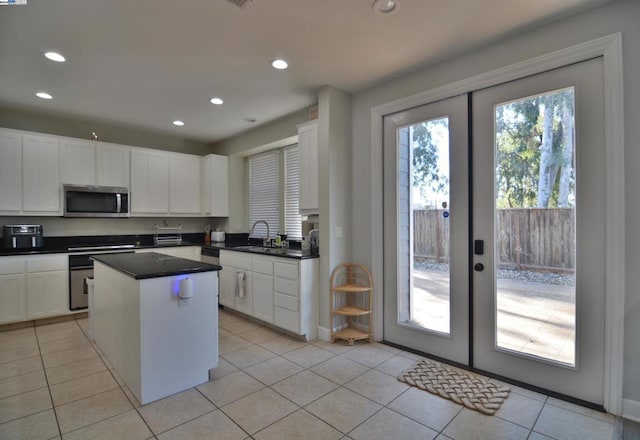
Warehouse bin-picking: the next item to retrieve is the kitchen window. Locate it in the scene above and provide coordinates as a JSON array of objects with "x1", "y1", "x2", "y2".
[{"x1": 248, "y1": 145, "x2": 302, "y2": 240}]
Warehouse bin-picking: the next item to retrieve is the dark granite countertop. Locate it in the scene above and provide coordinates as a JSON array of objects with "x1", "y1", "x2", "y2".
[
  {"x1": 203, "y1": 242, "x2": 319, "y2": 260},
  {"x1": 0, "y1": 233, "x2": 207, "y2": 257},
  {"x1": 0, "y1": 232, "x2": 319, "y2": 260},
  {"x1": 92, "y1": 252, "x2": 222, "y2": 280}
]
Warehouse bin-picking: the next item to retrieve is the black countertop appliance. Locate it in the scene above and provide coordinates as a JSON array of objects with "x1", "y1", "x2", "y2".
[{"x1": 3, "y1": 224, "x2": 43, "y2": 249}]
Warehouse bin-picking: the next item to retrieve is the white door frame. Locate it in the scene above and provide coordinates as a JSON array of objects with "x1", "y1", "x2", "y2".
[{"x1": 370, "y1": 33, "x2": 624, "y2": 414}]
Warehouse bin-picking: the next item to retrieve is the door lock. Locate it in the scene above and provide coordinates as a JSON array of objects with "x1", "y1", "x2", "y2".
[{"x1": 474, "y1": 263, "x2": 484, "y2": 272}]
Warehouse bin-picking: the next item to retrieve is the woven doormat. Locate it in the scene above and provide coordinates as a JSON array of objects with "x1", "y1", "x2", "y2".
[{"x1": 397, "y1": 360, "x2": 510, "y2": 415}]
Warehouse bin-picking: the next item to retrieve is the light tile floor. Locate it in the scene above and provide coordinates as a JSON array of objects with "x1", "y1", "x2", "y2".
[{"x1": 0, "y1": 310, "x2": 620, "y2": 439}]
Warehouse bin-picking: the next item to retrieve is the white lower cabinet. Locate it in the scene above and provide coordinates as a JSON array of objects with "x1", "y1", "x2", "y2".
[
  {"x1": 218, "y1": 267, "x2": 237, "y2": 308},
  {"x1": 0, "y1": 255, "x2": 69, "y2": 324},
  {"x1": 26, "y1": 271, "x2": 67, "y2": 319},
  {"x1": 0, "y1": 269, "x2": 27, "y2": 324},
  {"x1": 219, "y1": 250, "x2": 318, "y2": 340},
  {"x1": 25, "y1": 255, "x2": 68, "y2": 320},
  {"x1": 137, "y1": 246, "x2": 200, "y2": 261},
  {"x1": 252, "y1": 256, "x2": 274, "y2": 323},
  {"x1": 219, "y1": 250, "x2": 253, "y2": 315}
]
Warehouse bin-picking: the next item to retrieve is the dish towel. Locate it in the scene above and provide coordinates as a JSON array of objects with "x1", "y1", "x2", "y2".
[{"x1": 235, "y1": 271, "x2": 246, "y2": 298}]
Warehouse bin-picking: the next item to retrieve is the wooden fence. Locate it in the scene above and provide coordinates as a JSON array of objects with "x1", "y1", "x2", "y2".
[{"x1": 413, "y1": 208, "x2": 575, "y2": 272}]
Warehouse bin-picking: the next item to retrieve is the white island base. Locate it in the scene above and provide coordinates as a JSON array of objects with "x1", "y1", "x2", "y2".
[{"x1": 93, "y1": 261, "x2": 218, "y2": 405}]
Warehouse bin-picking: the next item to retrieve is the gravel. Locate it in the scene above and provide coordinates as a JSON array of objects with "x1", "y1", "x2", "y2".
[{"x1": 414, "y1": 261, "x2": 575, "y2": 286}]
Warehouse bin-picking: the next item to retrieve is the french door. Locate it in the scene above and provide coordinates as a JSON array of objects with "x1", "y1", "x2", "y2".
[{"x1": 383, "y1": 58, "x2": 606, "y2": 404}]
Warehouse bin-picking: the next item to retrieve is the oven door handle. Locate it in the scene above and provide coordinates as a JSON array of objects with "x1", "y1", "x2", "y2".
[{"x1": 70, "y1": 265, "x2": 94, "y2": 271}]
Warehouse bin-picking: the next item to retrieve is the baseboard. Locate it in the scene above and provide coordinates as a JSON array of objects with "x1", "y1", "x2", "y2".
[
  {"x1": 623, "y1": 399, "x2": 640, "y2": 422},
  {"x1": 317, "y1": 326, "x2": 330, "y2": 342}
]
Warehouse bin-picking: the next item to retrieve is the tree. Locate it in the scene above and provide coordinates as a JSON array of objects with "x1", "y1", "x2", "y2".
[
  {"x1": 411, "y1": 119, "x2": 449, "y2": 204},
  {"x1": 495, "y1": 89, "x2": 575, "y2": 209},
  {"x1": 537, "y1": 94, "x2": 556, "y2": 208}
]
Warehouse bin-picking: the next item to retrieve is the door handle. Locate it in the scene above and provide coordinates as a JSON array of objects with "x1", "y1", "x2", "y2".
[{"x1": 474, "y1": 263, "x2": 484, "y2": 272}]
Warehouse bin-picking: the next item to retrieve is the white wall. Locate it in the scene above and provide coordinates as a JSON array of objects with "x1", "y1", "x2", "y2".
[
  {"x1": 317, "y1": 86, "x2": 352, "y2": 330},
  {"x1": 350, "y1": 0, "x2": 640, "y2": 404}
]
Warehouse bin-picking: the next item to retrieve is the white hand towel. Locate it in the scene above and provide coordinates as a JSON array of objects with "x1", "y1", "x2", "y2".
[{"x1": 235, "y1": 272, "x2": 246, "y2": 298}]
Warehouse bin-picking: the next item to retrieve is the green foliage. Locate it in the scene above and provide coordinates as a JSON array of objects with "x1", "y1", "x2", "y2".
[
  {"x1": 495, "y1": 89, "x2": 575, "y2": 208},
  {"x1": 412, "y1": 119, "x2": 449, "y2": 203}
]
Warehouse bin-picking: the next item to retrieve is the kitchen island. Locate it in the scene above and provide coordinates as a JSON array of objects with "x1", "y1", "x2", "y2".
[{"x1": 92, "y1": 252, "x2": 221, "y2": 405}]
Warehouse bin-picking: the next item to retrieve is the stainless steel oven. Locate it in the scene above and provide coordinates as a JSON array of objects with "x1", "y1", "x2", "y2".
[{"x1": 68, "y1": 245, "x2": 135, "y2": 310}]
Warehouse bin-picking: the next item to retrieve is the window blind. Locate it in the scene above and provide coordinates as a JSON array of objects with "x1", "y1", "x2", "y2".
[
  {"x1": 284, "y1": 146, "x2": 302, "y2": 240},
  {"x1": 248, "y1": 150, "x2": 280, "y2": 238}
]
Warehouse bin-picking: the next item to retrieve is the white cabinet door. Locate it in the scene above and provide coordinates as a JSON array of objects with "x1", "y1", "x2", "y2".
[
  {"x1": 60, "y1": 138, "x2": 96, "y2": 185},
  {"x1": 219, "y1": 267, "x2": 236, "y2": 308},
  {"x1": 297, "y1": 121, "x2": 318, "y2": 211},
  {"x1": 22, "y1": 134, "x2": 60, "y2": 214},
  {"x1": 0, "y1": 274, "x2": 27, "y2": 324},
  {"x1": 150, "y1": 246, "x2": 200, "y2": 261},
  {"x1": 201, "y1": 154, "x2": 229, "y2": 217},
  {"x1": 130, "y1": 149, "x2": 170, "y2": 214},
  {"x1": 26, "y1": 271, "x2": 68, "y2": 319},
  {"x1": 0, "y1": 130, "x2": 22, "y2": 213},
  {"x1": 234, "y1": 270, "x2": 252, "y2": 316},
  {"x1": 169, "y1": 153, "x2": 201, "y2": 214},
  {"x1": 96, "y1": 143, "x2": 130, "y2": 188},
  {"x1": 252, "y1": 272, "x2": 274, "y2": 323}
]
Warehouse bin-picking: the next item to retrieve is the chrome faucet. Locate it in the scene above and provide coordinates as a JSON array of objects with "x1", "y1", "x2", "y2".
[{"x1": 250, "y1": 220, "x2": 270, "y2": 246}]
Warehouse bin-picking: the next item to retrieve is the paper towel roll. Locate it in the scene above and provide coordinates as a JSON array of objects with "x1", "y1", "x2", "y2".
[{"x1": 179, "y1": 277, "x2": 193, "y2": 299}]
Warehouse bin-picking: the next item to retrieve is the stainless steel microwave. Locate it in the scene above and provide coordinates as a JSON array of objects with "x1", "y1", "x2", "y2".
[{"x1": 63, "y1": 185, "x2": 129, "y2": 217}]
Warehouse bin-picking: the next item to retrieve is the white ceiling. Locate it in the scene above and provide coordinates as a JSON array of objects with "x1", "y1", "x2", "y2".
[{"x1": 0, "y1": 0, "x2": 612, "y2": 143}]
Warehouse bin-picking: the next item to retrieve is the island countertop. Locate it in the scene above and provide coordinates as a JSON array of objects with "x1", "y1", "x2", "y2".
[{"x1": 92, "y1": 252, "x2": 222, "y2": 280}]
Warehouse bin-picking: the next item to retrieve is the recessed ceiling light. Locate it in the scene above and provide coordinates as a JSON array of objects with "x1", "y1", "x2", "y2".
[
  {"x1": 172, "y1": 120, "x2": 185, "y2": 126},
  {"x1": 210, "y1": 97, "x2": 224, "y2": 105},
  {"x1": 35, "y1": 92, "x2": 53, "y2": 100},
  {"x1": 372, "y1": 0, "x2": 399, "y2": 14},
  {"x1": 271, "y1": 59, "x2": 288, "y2": 70},
  {"x1": 44, "y1": 51, "x2": 66, "y2": 62}
]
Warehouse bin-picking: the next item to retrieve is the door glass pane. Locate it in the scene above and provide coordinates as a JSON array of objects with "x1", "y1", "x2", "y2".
[
  {"x1": 494, "y1": 87, "x2": 576, "y2": 366},
  {"x1": 399, "y1": 117, "x2": 451, "y2": 334}
]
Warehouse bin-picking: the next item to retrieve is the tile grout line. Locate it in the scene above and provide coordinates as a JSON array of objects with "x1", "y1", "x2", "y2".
[{"x1": 33, "y1": 323, "x2": 63, "y2": 439}]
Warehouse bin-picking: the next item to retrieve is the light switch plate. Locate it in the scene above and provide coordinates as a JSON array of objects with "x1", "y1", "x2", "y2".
[{"x1": 335, "y1": 226, "x2": 343, "y2": 238}]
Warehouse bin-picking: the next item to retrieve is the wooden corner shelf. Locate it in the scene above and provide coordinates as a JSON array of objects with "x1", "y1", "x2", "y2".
[
  {"x1": 330, "y1": 263, "x2": 373, "y2": 345},
  {"x1": 332, "y1": 306, "x2": 371, "y2": 316}
]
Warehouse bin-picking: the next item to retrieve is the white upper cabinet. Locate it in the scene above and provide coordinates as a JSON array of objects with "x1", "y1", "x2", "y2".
[
  {"x1": 297, "y1": 120, "x2": 318, "y2": 212},
  {"x1": 22, "y1": 134, "x2": 61, "y2": 214},
  {"x1": 96, "y1": 143, "x2": 130, "y2": 188},
  {"x1": 130, "y1": 148, "x2": 170, "y2": 215},
  {"x1": 60, "y1": 138, "x2": 96, "y2": 185},
  {"x1": 0, "y1": 130, "x2": 22, "y2": 213},
  {"x1": 201, "y1": 154, "x2": 229, "y2": 217},
  {"x1": 169, "y1": 152, "x2": 201, "y2": 215}
]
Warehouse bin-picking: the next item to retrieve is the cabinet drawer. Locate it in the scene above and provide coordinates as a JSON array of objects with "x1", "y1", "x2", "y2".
[
  {"x1": 274, "y1": 292, "x2": 298, "y2": 312},
  {"x1": 274, "y1": 306, "x2": 299, "y2": 334},
  {"x1": 220, "y1": 251, "x2": 252, "y2": 270},
  {"x1": 26, "y1": 255, "x2": 67, "y2": 272},
  {"x1": 252, "y1": 257, "x2": 273, "y2": 275},
  {"x1": 274, "y1": 277, "x2": 298, "y2": 296},
  {"x1": 274, "y1": 261, "x2": 298, "y2": 280},
  {"x1": 0, "y1": 257, "x2": 25, "y2": 275}
]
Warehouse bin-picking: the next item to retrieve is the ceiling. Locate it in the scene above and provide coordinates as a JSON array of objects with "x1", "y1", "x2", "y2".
[{"x1": 0, "y1": 0, "x2": 612, "y2": 143}]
